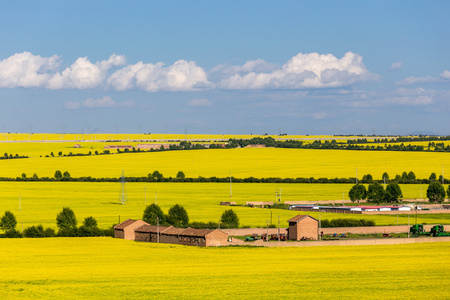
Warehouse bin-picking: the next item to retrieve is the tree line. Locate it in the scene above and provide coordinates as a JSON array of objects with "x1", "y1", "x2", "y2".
[
  {"x1": 5, "y1": 169, "x2": 449, "y2": 185},
  {"x1": 142, "y1": 203, "x2": 240, "y2": 229},
  {"x1": 0, "y1": 207, "x2": 114, "y2": 238},
  {"x1": 348, "y1": 181, "x2": 450, "y2": 204}
]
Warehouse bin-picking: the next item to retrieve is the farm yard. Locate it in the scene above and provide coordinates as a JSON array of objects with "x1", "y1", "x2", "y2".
[{"x1": 0, "y1": 237, "x2": 449, "y2": 299}]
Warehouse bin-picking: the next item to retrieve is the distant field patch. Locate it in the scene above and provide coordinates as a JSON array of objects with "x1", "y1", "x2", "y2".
[{"x1": 0, "y1": 147, "x2": 448, "y2": 179}]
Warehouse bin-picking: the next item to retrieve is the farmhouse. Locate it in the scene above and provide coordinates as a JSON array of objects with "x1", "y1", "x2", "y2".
[
  {"x1": 114, "y1": 219, "x2": 149, "y2": 240},
  {"x1": 287, "y1": 215, "x2": 319, "y2": 241}
]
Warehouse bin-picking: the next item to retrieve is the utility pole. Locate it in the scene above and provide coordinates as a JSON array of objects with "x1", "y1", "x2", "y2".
[
  {"x1": 157, "y1": 216, "x2": 160, "y2": 244},
  {"x1": 229, "y1": 170, "x2": 232, "y2": 199},
  {"x1": 278, "y1": 216, "x2": 280, "y2": 241}
]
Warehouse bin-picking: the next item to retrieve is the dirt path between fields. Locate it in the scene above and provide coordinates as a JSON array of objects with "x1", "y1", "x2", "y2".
[{"x1": 228, "y1": 236, "x2": 450, "y2": 247}]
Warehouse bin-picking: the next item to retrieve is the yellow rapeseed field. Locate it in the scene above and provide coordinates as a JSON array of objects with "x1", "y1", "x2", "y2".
[
  {"x1": 0, "y1": 147, "x2": 448, "y2": 179},
  {"x1": 0, "y1": 237, "x2": 448, "y2": 299}
]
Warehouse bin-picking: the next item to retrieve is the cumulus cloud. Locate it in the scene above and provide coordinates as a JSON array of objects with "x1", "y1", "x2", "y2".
[
  {"x1": 0, "y1": 51, "x2": 377, "y2": 92},
  {"x1": 65, "y1": 96, "x2": 134, "y2": 109},
  {"x1": 107, "y1": 60, "x2": 210, "y2": 92},
  {"x1": 390, "y1": 62, "x2": 403, "y2": 71},
  {"x1": 187, "y1": 98, "x2": 212, "y2": 107},
  {"x1": 0, "y1": 52, "x2": 60, "y2": 88},
  {"x1": 47, "y1": 54, "x2": 126, "y2": 89},
  {"x1": 216, "y1": 52, "x2": 378, "y2": 90}
]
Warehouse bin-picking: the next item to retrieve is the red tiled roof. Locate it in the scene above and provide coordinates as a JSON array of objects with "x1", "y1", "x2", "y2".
[
  {"x1": 114, "y1": 219, "x2": 137, "y2": 230},
  {"x1": 135, "y1": 224, "x2": 169, "y2": 233},
  {"x1": 179, "y1": 228, "x2": 214, "y2": 237},
  {"x1": 287, "y1": 215, "x2": 318, "y2": 223},
  {"x1": 161, "y1": 226, "x2": 187, "y2": 235}
]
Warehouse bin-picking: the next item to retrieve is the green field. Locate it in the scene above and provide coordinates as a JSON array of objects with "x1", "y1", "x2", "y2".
[
  {"x1": 0, "y1": 182, "x2": 448, "y2": 229},
  {"x1": 0, "y1": 237, "x2": 449, "y2": 299}
]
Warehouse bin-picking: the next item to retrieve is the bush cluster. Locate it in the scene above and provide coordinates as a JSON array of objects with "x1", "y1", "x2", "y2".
[{"x1": 321, "y1": 218, "x2": 376, "y2": 228}]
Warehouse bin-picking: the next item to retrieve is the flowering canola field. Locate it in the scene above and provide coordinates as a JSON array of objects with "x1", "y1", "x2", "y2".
[
  {"x1": 1, "y1": 147, "x2": 449, "y2": 179},
  {"x1": 0, "y1": 237, "x2": 449, "y2": 299}
]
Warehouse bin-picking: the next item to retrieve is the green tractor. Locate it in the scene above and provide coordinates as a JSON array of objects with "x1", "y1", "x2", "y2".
[
  {"x1": 410, "y1": 224, "x2": 427, "y2": 237},
  {"x1": 430, "y1": 225, "x2": 450, "y2": 237}
]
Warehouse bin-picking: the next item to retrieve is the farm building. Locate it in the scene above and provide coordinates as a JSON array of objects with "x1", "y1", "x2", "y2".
[
  {"x1": 287, "y1": 215, "x2": 319, "y2": 241},
  {"x1": 114, "y1": 219, "x2": 149, "y2": 240},
  {"x1": 136, "y1": 144, "x2": 170, "y2": 150},
  {"x1": 104, "y1": 145, "x2": 133, "y2": 150},
  {"x1": 132, "y1": 223, "x2": 228, "y2": 247}
]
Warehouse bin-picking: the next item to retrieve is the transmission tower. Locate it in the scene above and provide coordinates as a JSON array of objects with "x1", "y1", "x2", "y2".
[{"x1": 119, "y1": 170, "x2": 127, "y2": 205}]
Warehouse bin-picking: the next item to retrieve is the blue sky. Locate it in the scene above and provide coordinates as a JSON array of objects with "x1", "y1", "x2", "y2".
[{"x1": 0, "y1": 1, "x2": 449, "y2": 135}]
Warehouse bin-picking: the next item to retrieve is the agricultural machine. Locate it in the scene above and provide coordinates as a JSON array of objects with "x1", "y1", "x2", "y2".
[
  {"x1": 430, "y1": 225, "x2": 450, "y2": 237},
  {"x1": 410, "y1": 224, "x2": 450, "y2": 237}
]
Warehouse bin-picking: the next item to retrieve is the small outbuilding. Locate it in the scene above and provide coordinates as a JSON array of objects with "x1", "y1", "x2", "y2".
[
  {"x1": 114, "y1": 219, "x2": 149, "y2": 240},
  {"x1": 287, "y1": 215, "x2": 319, "y2": 241}
]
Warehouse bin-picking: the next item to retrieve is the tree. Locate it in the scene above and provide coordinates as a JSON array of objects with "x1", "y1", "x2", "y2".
[
  {"x1": 362, "y1": 174, "x2": 373, "y2": 183},
  {"x1": 63, "y1": 171, "x2": 71, "y2": 178},
  {"x1": 148, "y1": 170, "x2": 163, "y2": 182},
  {"x1": 167, "y1": 204, "x2": 189, "y2": 227},
  {"x1": 54, "y1": 170, "x2": 62, "y2": 179},
  {"x1": 78, "y1": 216, "x2": 101, "y2": 237},
  {"x1": 427, "y1": 181, "x2": 446, "y2": 204},
  {"x1": 382, "y1": 172, "x2": 389, "y2": 182},
  {"x1": 83, "y1": 216, "x2": 98, "y2": 228},
  {"x1": 56, "y1": 207, "x2": 77, "y2": 231},
  {"x1": 176, "y1": 171, "x2": 186, "y2": 180},
  {"x1": 0, "y1": 211, "x2": 17, "y2": 232},
  {"x1": 21, "y1": 173, "x2": 26, "y2": 178},
  {"x1": 385, "y1": 183, "x2": 402, "y2": 203},
  {"x1": 143, "y1": 204, "x2": 165, "y2": 225},
  {"x1": 367, "y1": 182, "x2": 385, "y2": 204},
  {"x1": 221, "y1": 209, "x2": 239, "y2": 228},
  {"x1": 401, "y1": 172, "x2": 408, "y2": 182},
  {"x1": 447, "y1": 185, "x2": 450, "y2": 200},
  {"x1": 348, "y1": 184, "x2": 367, "y2": 204},
  {"x1": 407, "y1": 171, "x2": 416, "y2": 181},
  {"x1": 429, "y1": 173, "x2": 437, "y2": 181}
]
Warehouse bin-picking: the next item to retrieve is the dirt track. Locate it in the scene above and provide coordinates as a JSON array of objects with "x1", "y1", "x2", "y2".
[{"x1": 228, "y1": 236, "x2": 450, "y2": 247}]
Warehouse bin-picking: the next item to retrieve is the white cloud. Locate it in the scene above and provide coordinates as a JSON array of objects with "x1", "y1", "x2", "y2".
[
  {"x1": 47, "y1": 54, "x2": 126, "y2": 89},
  {"x1": 66, "y1": 96, "x2": 134, "y2": 109},
  {"x1": 390, "y1": 62, "x2": 403, "y2": 71},
  {"x1": 187, "y1": 98, "x2": 212, "y2": 107},
  {"x1": 346, "y1": 88, "x2": 434, "y2": 108},
  {"x1": 396, "y1": 69, "x2": 450, "y2": 86},
  {"x1": 0, "y1": 52, "x2": 60, "y2": 88},
  {"x1": 216, "y1": 52, "x2": 378, "y2": 90},
  {"x1": 108, "y1": 60, "x2": 210, "y2": 92},
  {"x1": 440, "y1": 70, "x2": 450, "y2": 79}
]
